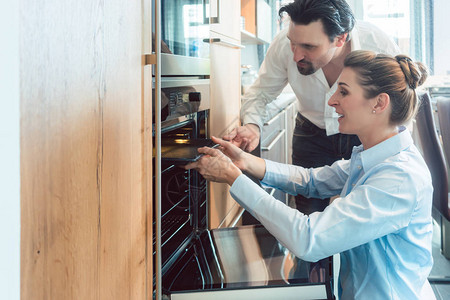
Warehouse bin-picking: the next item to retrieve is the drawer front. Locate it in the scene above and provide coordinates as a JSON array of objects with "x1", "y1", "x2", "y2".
[
  {"x1": 261, "y1": 129, "x2": 286, "y2": 163},
  {"x1": 261, "y1": 110, "x2": 286, "y2": 146}
]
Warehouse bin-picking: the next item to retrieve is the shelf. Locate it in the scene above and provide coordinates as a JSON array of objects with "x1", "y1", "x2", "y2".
[{"x1": 240, "y1": 29, "x2": 269, "y2": 45}]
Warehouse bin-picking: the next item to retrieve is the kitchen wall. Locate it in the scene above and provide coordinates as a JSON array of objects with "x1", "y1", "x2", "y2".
[{"x1": 0, "y1": 0, "x2": 20, "y2": 299}]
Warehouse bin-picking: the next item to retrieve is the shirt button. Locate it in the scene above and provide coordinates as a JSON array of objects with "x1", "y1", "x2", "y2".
[
  {"x1": 357, "y1": 165, "x2": 362, "y2": 169},
  {"x1": 352, "y1": 183, "x2": 355, "y2": 187}
]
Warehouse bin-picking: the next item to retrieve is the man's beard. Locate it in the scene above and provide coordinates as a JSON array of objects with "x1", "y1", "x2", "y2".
[{"x1": 296, "y1": 59, "x2": 318, "y2": 75}]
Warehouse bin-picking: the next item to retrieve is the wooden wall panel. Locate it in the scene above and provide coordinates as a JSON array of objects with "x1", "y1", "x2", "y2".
[
  {"x1": 99, "y1": 1, "x2": 146, "y2": 298},
  {"x1": 20, "y1": 0, "x2": 150, "y2": 299},
  {"x1": 241, "y1": 0, "x2": 256, "y2": 35}
]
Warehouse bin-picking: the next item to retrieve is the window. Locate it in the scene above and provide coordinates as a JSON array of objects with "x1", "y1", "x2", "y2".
[{"x1": 349, "y1": 0, "x2": 434, "y2": 73}]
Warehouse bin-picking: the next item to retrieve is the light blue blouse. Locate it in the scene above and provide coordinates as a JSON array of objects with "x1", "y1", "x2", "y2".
[{"x1": 230, "y1": 128, "x2": 435, "y2": 300}]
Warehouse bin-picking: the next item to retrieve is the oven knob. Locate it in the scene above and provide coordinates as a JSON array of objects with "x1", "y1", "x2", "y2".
[{"x1": 188, "y1": 92, "x2": 201, "y2": 102}]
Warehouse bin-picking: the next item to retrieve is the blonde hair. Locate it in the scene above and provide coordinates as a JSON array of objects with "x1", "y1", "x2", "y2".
[{"x1": 344, "y1": 50, "x2": 428, "y2": 125}]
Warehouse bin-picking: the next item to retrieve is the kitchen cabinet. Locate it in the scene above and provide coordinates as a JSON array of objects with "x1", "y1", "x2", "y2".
[
  {"x1": 261, "y1": 109, "x2": 288, "y2": 204},
  {"x1": 208, "y1": 0, "x2": 243, "y2": 229},
  {"x1": 240, "y1": 0, "x2": 273, "y2": 44},
  {"x1": 241, "y1": 0, "x2": 256, "y2": 35},
  {"x1": 210, "y1": 0, "x2": 241, "y2": 40},
  {"x1": 260, "y1": 95, "x2": 297, "y2": 204},
  {"x1": 20, "y1": 0, "x2": 152, "y2": 299}
]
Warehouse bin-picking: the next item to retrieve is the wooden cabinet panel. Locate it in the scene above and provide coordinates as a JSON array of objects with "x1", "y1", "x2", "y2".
[
  {"x1": 241, "y1": 0, "x2": 256, "y2": 35},
  {"x1": 99, "y1": 2, "x2": 147, "y2": 298},
  {"x1": 20, "y1": 0, "x2": 151, "y2": 299}
]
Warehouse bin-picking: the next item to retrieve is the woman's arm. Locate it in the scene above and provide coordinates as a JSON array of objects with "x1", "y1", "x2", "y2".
[{"x1": 230, "y1": 163, "x2": 427, "y2": 262}]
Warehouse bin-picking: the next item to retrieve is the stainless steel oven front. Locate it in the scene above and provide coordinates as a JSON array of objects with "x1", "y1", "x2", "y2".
[
  {"x1": 153, "y1": 0, "x2": 213, "y2": 77},
  {"x1": 154, "y1": 77, "x2": 210, "y2": 125}
]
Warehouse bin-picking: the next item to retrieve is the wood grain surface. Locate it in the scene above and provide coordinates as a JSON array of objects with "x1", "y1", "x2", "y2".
[{"x1": 20, "y1": 0, "x2": 152, "y2": 299}]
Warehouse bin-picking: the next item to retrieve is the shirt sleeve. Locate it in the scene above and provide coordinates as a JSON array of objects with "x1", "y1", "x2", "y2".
[
  {"x1": 240, "y1": 30, "x2": 291, "y2": 129},
  {"x1": 229, "y1": 163, "x2": 420, "y2": 262},
  {"x1": 358, "y1": 20, "x2": 401, "y2": 56},
  {"x1": 261, "y1": 159, "x2": 350, "y2": 199}
]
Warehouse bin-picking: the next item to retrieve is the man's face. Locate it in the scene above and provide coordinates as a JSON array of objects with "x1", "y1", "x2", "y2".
[{"x1": 287, "y1": 20, "x2": 340, "y2": 75}]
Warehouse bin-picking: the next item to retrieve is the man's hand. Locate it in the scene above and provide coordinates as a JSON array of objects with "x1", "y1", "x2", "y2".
[
  {"x1": 211, "y1": 136, "x2": 248, "y2": 171},
  {"x1": 185, "y1": 146, "x2": 242, "y2": 185},
  {"x1": 223, "y1": 124, "x2": 260, "y2": 152}
]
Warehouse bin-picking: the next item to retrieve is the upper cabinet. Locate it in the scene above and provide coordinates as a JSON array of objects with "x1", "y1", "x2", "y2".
[
  {"x1": 240, "y1": 0, "x2": 272, "y2": 44},
  {"x1": 210, "y1": 0, "x2": 241, "y2": 41}
]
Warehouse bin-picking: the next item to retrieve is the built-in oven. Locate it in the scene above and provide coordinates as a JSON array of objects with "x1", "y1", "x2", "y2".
[
  {"x1": 152, "y1": 80, "x2": 334, "y2": 300},
  {"x1": 151, "y1": 0, "x2": 334, "y2": 298}
]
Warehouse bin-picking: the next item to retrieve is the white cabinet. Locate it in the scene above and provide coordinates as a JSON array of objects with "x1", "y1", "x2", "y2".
[
  {"x1": 260, "y1": 96, "x2": 297, "y2": 204},
  {"x1": 256, "y1": 0, "x2": 272, "y2": 43},
  {"x1": 208, "y1": 0, "x2": 243, "y2": 229},
  {"x1": 210, "y1": 0, "x2": 241, "y2": 41},
  {"x1": 261, "y1": 110, "x2": 288, "y2": 204}
]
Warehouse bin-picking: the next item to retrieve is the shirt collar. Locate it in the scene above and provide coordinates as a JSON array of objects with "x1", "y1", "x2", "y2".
[{"x1": 353, "y1": 126, "x2": 414, "y2": 171}]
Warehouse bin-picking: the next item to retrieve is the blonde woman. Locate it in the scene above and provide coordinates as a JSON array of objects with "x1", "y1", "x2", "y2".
[{"x1": 186, "y1": 50, "x2": 434, "y2": 300}]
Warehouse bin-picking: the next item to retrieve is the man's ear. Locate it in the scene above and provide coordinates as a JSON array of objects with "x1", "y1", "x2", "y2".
[
  {"x1": 373, "y1": 93, "x2": 390, "y2": 113},
  {"x1": 335, "y1": 33, "x2": 348, "y2": 47}
]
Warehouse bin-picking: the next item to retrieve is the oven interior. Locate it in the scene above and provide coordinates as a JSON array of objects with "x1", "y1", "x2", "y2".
[{"x1": 153, "y1": 110, "x2": 212, "y2": 287}]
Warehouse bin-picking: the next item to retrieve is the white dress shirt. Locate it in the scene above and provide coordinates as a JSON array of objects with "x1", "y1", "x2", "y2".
[
  {"x1": 229, "y1": 128, "x2": 435, "y2": 299},
  {"x1": 241, "y1": 20, "x2": 401, "y2": 135}
]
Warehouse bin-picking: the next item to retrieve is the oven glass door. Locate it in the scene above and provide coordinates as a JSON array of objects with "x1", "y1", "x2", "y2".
[
  {"x1": 160, "y1": 0, "x2": 210, "y2": 59},
  {"x1": 163, "y1": 225, "x2": 334, "y2": 299}
]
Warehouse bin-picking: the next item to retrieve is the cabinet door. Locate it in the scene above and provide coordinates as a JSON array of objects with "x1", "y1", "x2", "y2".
[
  {"x1": 20, "y1": 0, "x2": 150, "y2": 299},
  {"x1": 210, "y1": 0, "x2": 241, "y2": 41},
  {"x1": 208, "y1": 32, "x2": 242, "y2": 229}
]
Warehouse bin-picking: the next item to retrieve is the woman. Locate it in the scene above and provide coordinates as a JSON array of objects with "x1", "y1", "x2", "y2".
[{"x1": 185, "y1": 50, "x2": 435, "y2": 300}]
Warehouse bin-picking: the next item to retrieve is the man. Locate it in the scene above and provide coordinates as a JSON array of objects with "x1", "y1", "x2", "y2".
[{"x1": 224, "y1": 0, "x2": 400, "y2": 215}]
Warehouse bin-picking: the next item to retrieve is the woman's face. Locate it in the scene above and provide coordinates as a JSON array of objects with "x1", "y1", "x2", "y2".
[{"x1": 328, "y1": 68, "x2": 377, "y2": 136}]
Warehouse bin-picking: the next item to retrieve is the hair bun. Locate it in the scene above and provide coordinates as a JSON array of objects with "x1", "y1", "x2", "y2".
[{"x1": 396, "y1": 55, "x2": 428, "y2": 89}]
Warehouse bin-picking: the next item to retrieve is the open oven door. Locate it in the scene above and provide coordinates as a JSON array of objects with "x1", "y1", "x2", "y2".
[{"x1": 161, "y1": 225, "x2": 334, "y2": 300}]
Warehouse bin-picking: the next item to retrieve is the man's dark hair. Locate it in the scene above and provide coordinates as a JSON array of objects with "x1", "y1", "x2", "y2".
[{"x1": 279, "y1": 0, "x2": 355, "y2": 42}]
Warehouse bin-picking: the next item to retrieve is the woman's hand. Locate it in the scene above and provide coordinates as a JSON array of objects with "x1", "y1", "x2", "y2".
[{"x1": 185, "y1": 145, "x2": 242, "y2": 185}]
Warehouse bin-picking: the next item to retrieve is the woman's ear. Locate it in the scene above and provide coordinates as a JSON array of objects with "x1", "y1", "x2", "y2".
[{"x1": 373, "y1": 93, "x2": 390, "y2": 113}]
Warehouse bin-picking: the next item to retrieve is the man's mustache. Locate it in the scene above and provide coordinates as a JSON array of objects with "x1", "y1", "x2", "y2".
[{"x1": 297, "y1": 59, "x2": 311, "y2": 65}]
